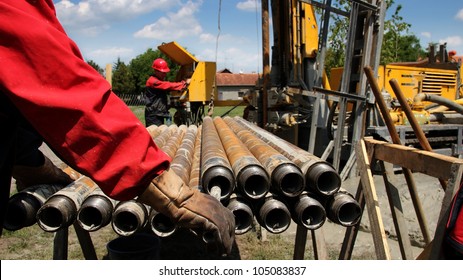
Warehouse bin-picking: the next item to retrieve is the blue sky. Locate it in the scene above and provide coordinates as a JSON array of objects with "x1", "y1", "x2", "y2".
[{"x1": 53, "y1": 0, "x2": 463, "y2": 74}]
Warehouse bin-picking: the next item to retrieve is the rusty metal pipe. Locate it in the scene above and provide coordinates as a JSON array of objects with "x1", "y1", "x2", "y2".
[
  {"x1": 161, "y1": 125, "x2": 187, "y2": 159},
  {"x1": 3, "y1": 184, "x2": 65, "y2": 231},
  {"x1": 111, "y1": 200, "x2": 149, "y2": 236},
  {"x1": 171, "y1": 125, "x2": 198, "y2": 184},
  {"x1": 188, "y1": 126, "x2": 202, "y2": 191},
  {"x1": 233, "y1": 116, "x2": 340, "y2": 196},
  {"x1": 213, "y1": 116, "x2": 270, "y2": 200},
  {"x1": 148, "y1": 209, "x2": 176, "y2": 237},
  {"x1": 201, "y1": 117, "x2": 235, "y2": 201},
  {"x1": 153, "y1": 124, "x2": 178, "y2": 148},
  {"x1": 226, "y1": 194, "x2": 254, "y2": 235},
  {"x1": 223, "y1": 117, "x2": 304, "y2": 198},
  {"x1": 291, "y1": 192, "x2": 326, "y2": 230},
  {"x1": 77, "y1": 187, "x2": 115, "y2": 232},
  {"x1": 257, "y1": 194, "x2": 292, "y2": 234},
  {"x1": 364, "y1": 66, "x2": 431, "y2": 243},
  {"x1": 325, "y1": 191, "x2": 362, "y2": 227},
  {"x1": 36, "y1": 176, "x2": 98, "y2": 232}
]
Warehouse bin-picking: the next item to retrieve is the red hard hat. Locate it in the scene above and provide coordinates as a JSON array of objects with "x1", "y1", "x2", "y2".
[{"x1": 152, "y1": 58, "x2": 170, "y2": 73}]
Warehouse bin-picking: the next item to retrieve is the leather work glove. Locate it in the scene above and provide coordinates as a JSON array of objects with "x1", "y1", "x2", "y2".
[
  {"x1": 137, "y1": 168, "x2": 235, "y2": 255},
  {"x1": 12, "y1": 156, "x2": 75, "y2": 191}
]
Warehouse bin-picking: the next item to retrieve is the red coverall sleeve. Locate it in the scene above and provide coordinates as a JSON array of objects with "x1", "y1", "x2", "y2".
[
  {"x1": 0, "y1": 0, "x2": 171, "y2": 200},
  {"x1": 146, "y1": 76, "x2": 186, "y2": 91}
]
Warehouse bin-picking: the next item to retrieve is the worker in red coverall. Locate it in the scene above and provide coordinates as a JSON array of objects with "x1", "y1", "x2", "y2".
[
  {"x1": 144, "y1": 58, "x2": 187, "y2": 127},
  {"x1": 0, "y1": 0, "x2": 234, "y2": 255}
]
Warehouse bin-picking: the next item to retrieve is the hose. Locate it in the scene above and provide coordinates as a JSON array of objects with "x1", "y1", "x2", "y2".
[{"x1": 415, "y1": 93, "x2": 463, "y2": 115}]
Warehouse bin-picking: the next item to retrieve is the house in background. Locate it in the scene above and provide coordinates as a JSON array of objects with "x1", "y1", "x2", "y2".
[{"x1": 215, "y1": 69, "x2": 260, "y2": 104}]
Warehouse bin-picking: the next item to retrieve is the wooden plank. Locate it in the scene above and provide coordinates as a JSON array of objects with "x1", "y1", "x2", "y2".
[
  {"x1": 356, "y1": 139, "x2": 391, "y2": 259},
  {"x1": 364, "y1": 138, "x2": 463, "y2": 180},
  {"x1": 378, "y1": 161, "x2": 414, "y2": 259}
]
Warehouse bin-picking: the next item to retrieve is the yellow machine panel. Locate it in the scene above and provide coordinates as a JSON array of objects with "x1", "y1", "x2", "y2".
[{"x1": 188, "y1": 61, "x2": 216, "y2": 103}]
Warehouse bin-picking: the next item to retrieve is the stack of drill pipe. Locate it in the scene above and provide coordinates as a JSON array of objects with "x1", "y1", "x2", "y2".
[
  {"x1": 36, "y1": 175, "x2": 98, "y2": 232},
  {"x1": 232, "y1": 116, "x2": 361, "y2": 227},
  {"x1": 147, "y1": 124, "x2": 168, "y2": 139},
  {"x1": 200, "y1": 116, "x2": 235, "y2": 201},
  {"x1": 188, "y1": 125, "x2": 202, "y2": 191},
  {"x1": 111, "y1": 200, "x2": 149, "y2": 236},
  {"x1": 147, "y1": 125, "x2": 191, "y2": 237},
  {"x1": 213, "y1": 116, "x2": 270, "y2": 200},
  {"x1": 160, "y1": 125, "x2": 187, "y2": 159},
  {"x1": 223, "y1": 116, "x2": 305, "y2": 198},
  {"x1": 153, "y1": 124, "x2": 178, "y2": 148},
  {"x1": 233, "y1": 116, "x2": 340, "y2": 196},
  {"x1": 4, "y1": 183, "x2": 69, "y2": 231},
  {"x1": 77, "y1": 187, "x2": 116, "y2": 232}
]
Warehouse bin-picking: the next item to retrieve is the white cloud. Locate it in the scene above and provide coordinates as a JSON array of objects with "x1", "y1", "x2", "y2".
[
  {"x1": 133, "y1": 1, "x2": 203, "y2": 40},
  {"x1": 421, "y1": 32, "x2": 432, "y2": 39},
  {"x1": 237, "y1": 0, "x2": 260, "y2": 12},
  {"x1": 439, "y1": 36, "x2": 463, "y2": 48},
  {"x1": 456, "y1": 9, "x2": 463, "y2": 21},
  {"x1": 54, "y1": 0, "x2": 180, "y2": 35},
  {"x1": 90, "y1": 47, "x2": 133, "y2": 58},
  {"x1": 200, "y1": 33, "x2": 217, "y2": 43}
]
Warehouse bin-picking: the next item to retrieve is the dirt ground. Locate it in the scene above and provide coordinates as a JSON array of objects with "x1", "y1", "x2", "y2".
[{"x1": 1, "y1": 144, "x2": 445, "y2": 260}]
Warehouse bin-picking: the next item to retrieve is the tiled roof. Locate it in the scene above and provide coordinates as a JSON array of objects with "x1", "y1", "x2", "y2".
[{"x1": 216, "y1": 72, "x2": 260, "y2": 86}]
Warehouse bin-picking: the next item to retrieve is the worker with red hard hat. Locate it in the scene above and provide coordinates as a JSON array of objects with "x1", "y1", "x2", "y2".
[
  {"x1": 0, "y1": 0, "x2": 234, "y2": 255},
  {"x1": 144, "y1": 58, "x2": 188, "y2": 127}
]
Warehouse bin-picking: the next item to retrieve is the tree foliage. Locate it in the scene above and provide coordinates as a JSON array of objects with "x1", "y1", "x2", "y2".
[
  {"x1": 86, "y1": 60, "x2": 104, "y2": 76},
  {"x1": 112, "y1": 58, "x2": 135, "y2": 97},
  {"x1": 324, "y1": 0, "x2": 426, "y2": 73}
]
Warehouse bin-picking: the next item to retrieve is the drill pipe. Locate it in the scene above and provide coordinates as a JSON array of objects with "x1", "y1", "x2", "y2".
[
  {"x1": 213, "y1": 116, "x2": 270, "y2": 200},
  {"x1": 111, "y1": 200, "x2": 149, "y2": 236},
  {"x1": 233, "y1": 116, "x2": 341, "y2": 196},
  {"x1": 161, "y1": 125, "x2": 187, "y2": 159},
  {"x1": 77, "y1": 187, "x2": 116, "y2": 232},
  {"x1": 171, "y1": 125, "x2": 197, "y2": 184},
  {"x1": 36, "y1": 176, "x2": 98, "y2": 232},
  {"x1": 188, "y1": 126, "x2": 202, "y2": 191},
  {"x1": 226, "y1": 194, "x2": 254, "y2": 235},
  {"x1": 323, "y1": 190, "x2": 362, "y2": 227},
  {"x1": 3, "y1": 183, "x2": 65, "y2": 231},
  {"x1": 289, "y1": 192, "x2": 326, "y2": 230},
  {"x1": 200, "y1": 117, "x2": 235, "y2": 201},
  {"x1": 257, "y1": 194, "x2": 292, "y2": 234},
  {"x1": 148, "y1": 209, "x2": 176, "y2": 237},
  {"x1": 153, "y1": 124, "x2": 178, "y2": 148},
  {"x1": 148, "y1": 124, "x2": 168, "y2": 139},
  {"x1": 223, "y1": 117, "x2": 304, "y2": 198}
]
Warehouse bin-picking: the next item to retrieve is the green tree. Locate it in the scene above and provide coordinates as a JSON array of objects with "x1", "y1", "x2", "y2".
[
  {"x1": 324, "y1": 0, "x2": 426, "y2": 72},
  {"x1": 128, "y1": 48, "x2": 180, "y2": 95},
  {"x1": 87, "y1": 60, "x2": 104, "y2": 76},
  {"x1": 112, "y1": 58, "x2": 136, "y2": 97}
]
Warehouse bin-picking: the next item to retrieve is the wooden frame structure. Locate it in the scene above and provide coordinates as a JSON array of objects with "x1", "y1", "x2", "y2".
[{"x1": 339, "y1": 137, "x2": 463, "y2": 259}]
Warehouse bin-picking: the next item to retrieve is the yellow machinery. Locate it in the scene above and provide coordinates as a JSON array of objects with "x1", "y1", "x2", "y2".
[{"x1": 157, "y1": 41, "x2": 217, "y2": 125}]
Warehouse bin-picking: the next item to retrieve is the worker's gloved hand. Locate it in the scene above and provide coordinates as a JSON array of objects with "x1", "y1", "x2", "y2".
[
  {"x1": 12, "y1": 156, "x2": 74, "y2": 191},
  {"x1": 137, "y1": 168, "x2": 235, "y2": 255}
]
